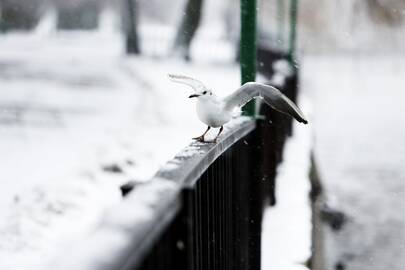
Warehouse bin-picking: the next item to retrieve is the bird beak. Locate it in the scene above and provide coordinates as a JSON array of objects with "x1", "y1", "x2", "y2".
[{"x1": 189, "y1": 94, "x2": 200, "y2": 98}]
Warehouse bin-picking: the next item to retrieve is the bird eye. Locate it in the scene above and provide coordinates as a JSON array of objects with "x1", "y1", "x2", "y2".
[{"x1": 203, "y1": 91, "x2": 207, "y2": 95}]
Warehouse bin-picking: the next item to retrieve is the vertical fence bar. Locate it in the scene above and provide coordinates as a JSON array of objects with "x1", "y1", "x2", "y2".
[{"x1": 240, "y1": 0, "x2": 257, "y2": 116}]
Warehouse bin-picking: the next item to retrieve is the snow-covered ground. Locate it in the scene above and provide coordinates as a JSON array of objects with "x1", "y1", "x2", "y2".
[
  {"x1": 302, "y1": 54, "x2": 405, "y2": 270},
  {"x1": 0, "y1": 20, "x2": 243, "y2": 269}
]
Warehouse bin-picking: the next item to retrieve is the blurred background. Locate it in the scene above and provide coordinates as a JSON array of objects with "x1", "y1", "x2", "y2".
[{"x1": 0, "y1": 0, "x2": 404, "y2": 269}]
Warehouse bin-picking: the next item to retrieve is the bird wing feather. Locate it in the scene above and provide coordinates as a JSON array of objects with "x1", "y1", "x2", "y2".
[
  {"x1": 223, "y1": 82, "x2": 308, "y2": 124},
  {"x1": 168, "y1": 74, "x2": 208, "y2": 92}
]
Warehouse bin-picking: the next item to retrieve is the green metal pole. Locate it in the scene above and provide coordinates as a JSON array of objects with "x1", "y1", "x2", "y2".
[
  {"x1": 288, "y1": 0, "x2": 298, "y2": 64},
  {"x1": 240, "y1": 0, "x2": 257, "y2": 117}
]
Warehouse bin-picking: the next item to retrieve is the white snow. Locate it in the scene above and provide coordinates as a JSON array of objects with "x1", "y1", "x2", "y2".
[
  {"x1": 45, "y1": 176, "x2": 181, "y2": 270},
  {"x1": 302, "y1": 54, "x2": 405, "y2": 270}
]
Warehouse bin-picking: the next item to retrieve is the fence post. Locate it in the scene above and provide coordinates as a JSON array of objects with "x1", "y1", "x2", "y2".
[
  {"x1": 240, "y1": 2, "x2": 263, "y2": 270},
  {"x1": 240, "y1": 0, "x2": 257, "y2": 117}
]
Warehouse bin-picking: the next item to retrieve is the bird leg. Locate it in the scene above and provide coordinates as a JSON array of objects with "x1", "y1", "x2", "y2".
[
  {"x1": 193, "y1": 126, "x2": 211, "y2": 142},
  {"x1": 212, "y1": 126, "x2": 224, "y2": 143}
]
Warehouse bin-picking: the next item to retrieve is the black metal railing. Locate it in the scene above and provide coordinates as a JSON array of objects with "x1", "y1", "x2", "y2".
[
  {"x1": 53, "y1": 118, "x2": 261, "y2": 270},
  {"x1": 137, "y1": 119, "x2": 267, "y2": 270},
  {"x1": 53, "y1": 51, "x2": 298, "y2": 270}
]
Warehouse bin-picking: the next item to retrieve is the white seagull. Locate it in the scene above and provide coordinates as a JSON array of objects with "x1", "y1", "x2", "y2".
[{"x1": 169, "y1": 74, "x2": 308, "y2": 143}]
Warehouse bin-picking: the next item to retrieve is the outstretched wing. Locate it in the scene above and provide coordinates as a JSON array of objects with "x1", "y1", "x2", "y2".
[
  {"x1": 223, "y1": 82, "x2": 308, "y2": 124},
  {"x1": 168, "y1": 74, "x2": 208, "y2": 92}
]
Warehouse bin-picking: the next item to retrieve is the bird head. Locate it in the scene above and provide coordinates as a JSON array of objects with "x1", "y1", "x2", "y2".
[{"x1": 189, "y1": 89, "x2": 213, "y2": 99}]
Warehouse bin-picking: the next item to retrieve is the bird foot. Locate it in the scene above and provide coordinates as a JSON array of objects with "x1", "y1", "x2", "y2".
[
  {"x1": 204, "y1": 138, "x2": 219, "y2": 144},
  {"x1": 192, "y1": 136, "x2": 205, "y2": 142},
  {"x1": 193, "y1": 136, "x2": 220, "y2": 144}
]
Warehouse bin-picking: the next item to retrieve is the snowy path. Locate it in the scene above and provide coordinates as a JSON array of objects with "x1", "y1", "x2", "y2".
[
  {"x1": 0, "y1": 32, "x2": 241, "y2": 269},
  {"x1": 302, "y1": 54, "x2": 405, "y2": 270}
]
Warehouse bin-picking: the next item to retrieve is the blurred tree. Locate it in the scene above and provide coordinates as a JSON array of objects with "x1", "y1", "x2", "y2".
[
  {"x1": 366, "y1": 0, "x2": 405, "y2": 26},
  {"x1": 0, "y1": 2, "x2": 3, "y2": 32},
  {"x1": 0, "y1": 0, "x2": 42, "y2": 31},
  {"x1": 57, "y1": 0, "x2": 99, "y2": 30},
  {"x1": 276, "y1": 0, "x2": 285, "y2": 47},
  {"x1": 123, "y1": 0, "x2": 140, "y2": 54},
  {"x1": 172, "y1": 0, "x2": 204, "y2": 61},
  {"x1": 223, "y1": 0, "x2": 239, "y2": 43},
  {"x1": 288, "y1": 0, "x2": 298, "y2": 63}
]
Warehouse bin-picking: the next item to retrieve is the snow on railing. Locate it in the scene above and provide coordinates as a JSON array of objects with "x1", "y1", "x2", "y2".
[{"x1": 50, "y1": 117, "x2": 259, "y2": 270}]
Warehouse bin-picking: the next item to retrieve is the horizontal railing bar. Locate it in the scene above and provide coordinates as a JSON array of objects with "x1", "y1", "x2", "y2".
[
  {"x1": 51, "y1": 178, "x2": 181, "y2": 270},
  {"x1": 156, "y1": 116, "x2": 255, "y2": 188}
]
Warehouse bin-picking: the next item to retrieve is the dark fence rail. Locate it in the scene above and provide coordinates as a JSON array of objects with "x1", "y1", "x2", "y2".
[
  {"x1": 53, "y1": 50, "x2": 298, "y2": 270},
  {"x1": 53, "y1": 118, "x2": 260, "y2": 270},
  {"x1": 139, "y1": 118, "x2": 263, "y2": 270}
]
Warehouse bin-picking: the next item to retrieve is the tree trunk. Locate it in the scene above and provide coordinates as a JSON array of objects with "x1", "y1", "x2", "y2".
[
  {"x1": 57, "y1": 1, "x2": 99, "y2": 30},
  {"x1": 366, "y1": 0, "x2": 405, "y2": 26},
  {"x1": 0, "y1": 3, "x2": 3, "y2": 32},
  {"x1": 172, "y1": 0, "x2": 204, "y2": 61},
  {"x1": 123, "y1": 0, "x2": 140, "y2": 54},
  {"x1": 0, "y1": 0, "x2": 42, "y2": 31}
]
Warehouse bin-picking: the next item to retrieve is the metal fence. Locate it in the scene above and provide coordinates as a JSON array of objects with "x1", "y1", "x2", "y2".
[
  {"x1": 138, "y1": 120, "x2": 265, "y2": 270},
  {"x1": 52, "y1": 47, "x2": 298, "y2": 270}
]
